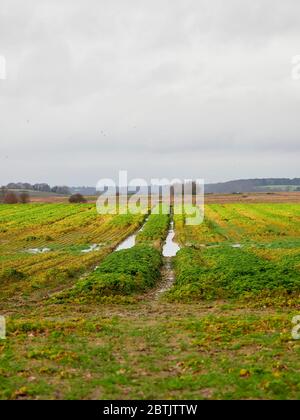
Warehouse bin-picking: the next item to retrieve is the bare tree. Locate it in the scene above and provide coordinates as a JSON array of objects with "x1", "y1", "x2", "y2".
[
  {"x1": 19, "y1": 192, "x2": 30, "y2": 204},
  {"x1": 0, "y1": 186, "x2": 7, "y2": 203},
  {"x1": 4, "y1": 191, "x2": 18, "y2": 204},
  {"x1": 69, "y1": 193, "x2": 87, "y2": 203}
]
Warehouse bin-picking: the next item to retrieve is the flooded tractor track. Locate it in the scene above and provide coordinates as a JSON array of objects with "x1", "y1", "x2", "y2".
[{"x1": 149, "y1": 217, "x2": 180, "y2": 299}]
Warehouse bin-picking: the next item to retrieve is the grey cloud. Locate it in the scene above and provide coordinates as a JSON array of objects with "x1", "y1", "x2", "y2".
[{"x1": 0, "y1": 0, "x2": 299, "y2": 185}]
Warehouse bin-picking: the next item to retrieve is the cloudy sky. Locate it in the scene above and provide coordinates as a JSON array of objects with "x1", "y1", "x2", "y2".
[{"x1": 0, "y1": 0, "x2": 299, "y2": 186}]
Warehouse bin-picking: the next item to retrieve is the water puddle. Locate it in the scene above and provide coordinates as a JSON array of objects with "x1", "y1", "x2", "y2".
[
  {"x1": 162, "y1": 221, "x2": 180, "y2": 257},
  {"x1": 81, "y1": 244, "x2": 102, "y2": 253},
  {"x1": 138, "y1": 216, "x2": 149, "y2": 232},
  {"x1": 27, "y1": 248, "x2": 51, "y2": 254},
  {"x1": 191, "y1": 243, "x2": 220, "y2": 249},
  {"x1": 115, "y1": 216, "x2": 149, "y2": 252},
  {"x1": 150, "y1": 219, "x2": 179, "y2": 299},
  {"x1": 115, "y1": 234, "x2": 136, "y2": 251}
]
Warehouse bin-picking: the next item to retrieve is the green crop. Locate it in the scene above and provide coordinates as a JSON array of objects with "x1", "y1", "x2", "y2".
[
  {"x1": 167, "y1": 245, "x2": 300, "y2": 302},
  {"x1": 54, "y1": 245, "x2": 162, "y2": 301},
  {"x1": 136, "y1": 213, "x2": 170, "y2": 249}
]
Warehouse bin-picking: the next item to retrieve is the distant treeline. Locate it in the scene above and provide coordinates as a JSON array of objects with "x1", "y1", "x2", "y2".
[
  {"x1": 2, "y1": 178, "x2": 300, "y2": 196},
  {"x1": 205, "y1": 178, "x2": 300, "y2": 193},
  {"x1": 3, "y1": 183, "x2": 71, "y2": 195}
]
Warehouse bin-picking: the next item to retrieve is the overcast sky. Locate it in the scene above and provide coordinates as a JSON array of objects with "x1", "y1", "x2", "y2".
[{"x1": 0, "y1": 0, "x2": 299, "y2": 186}]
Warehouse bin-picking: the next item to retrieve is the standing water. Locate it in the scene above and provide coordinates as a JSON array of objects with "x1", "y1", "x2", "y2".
[
  {"x1": 115, "y1": 234, "x2": 136, "y2": 251},
  {"x1": 162, "y1": 221, "x2": 180, "y2": 257},
  {"x1": 115, "y1": 216, "x2": 149, "y2": 251},
  {"x1": 152, "y1": 219, "x2": 180, "y2": 299}
]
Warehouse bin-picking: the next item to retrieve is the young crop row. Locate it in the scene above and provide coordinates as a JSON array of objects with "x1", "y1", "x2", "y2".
[
  {"x1": 174, "y1": 203, "x2": 300, "y2": 246},
  {"x1": 166, "y1": 244, "x2": 300, "y2": 305},
  {"x1": 167, "y1": 203, "x2": 300, "y2": 306},
  {"x1": 54, "y1": 211, "x2": 171, "y2": 302},
  {"x1": 55, "y1": 245, "x2": 162, "y2": 302},
  {"x1": 136, "y1": 210, "x2": 170, "y2": 249}
]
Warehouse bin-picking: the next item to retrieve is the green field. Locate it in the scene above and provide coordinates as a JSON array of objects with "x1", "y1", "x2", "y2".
[
  {"x1": 0, "y1": 202, "x2": 300, "y2": 399},
  {"x1": 171, "y1": 204, "x2": 300, "y2": 305}
]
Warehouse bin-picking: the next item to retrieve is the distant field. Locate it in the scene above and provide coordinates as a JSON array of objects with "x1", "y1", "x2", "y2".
[
  {"x1": 0, "y1": 201, "x2": 300, "y2": 400},
  {"x1": 25, "y1": 191, "x2": 300, "y2": 204},
  {"x1": 175, "y1": 203, "x2": 300, "y2": 244},
  {"x1": 256, "y1": 185, "x2": 300, "y2": 192},
  {"x1": 204, "y1": 191, "x2": 300, "y2": 204}
]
